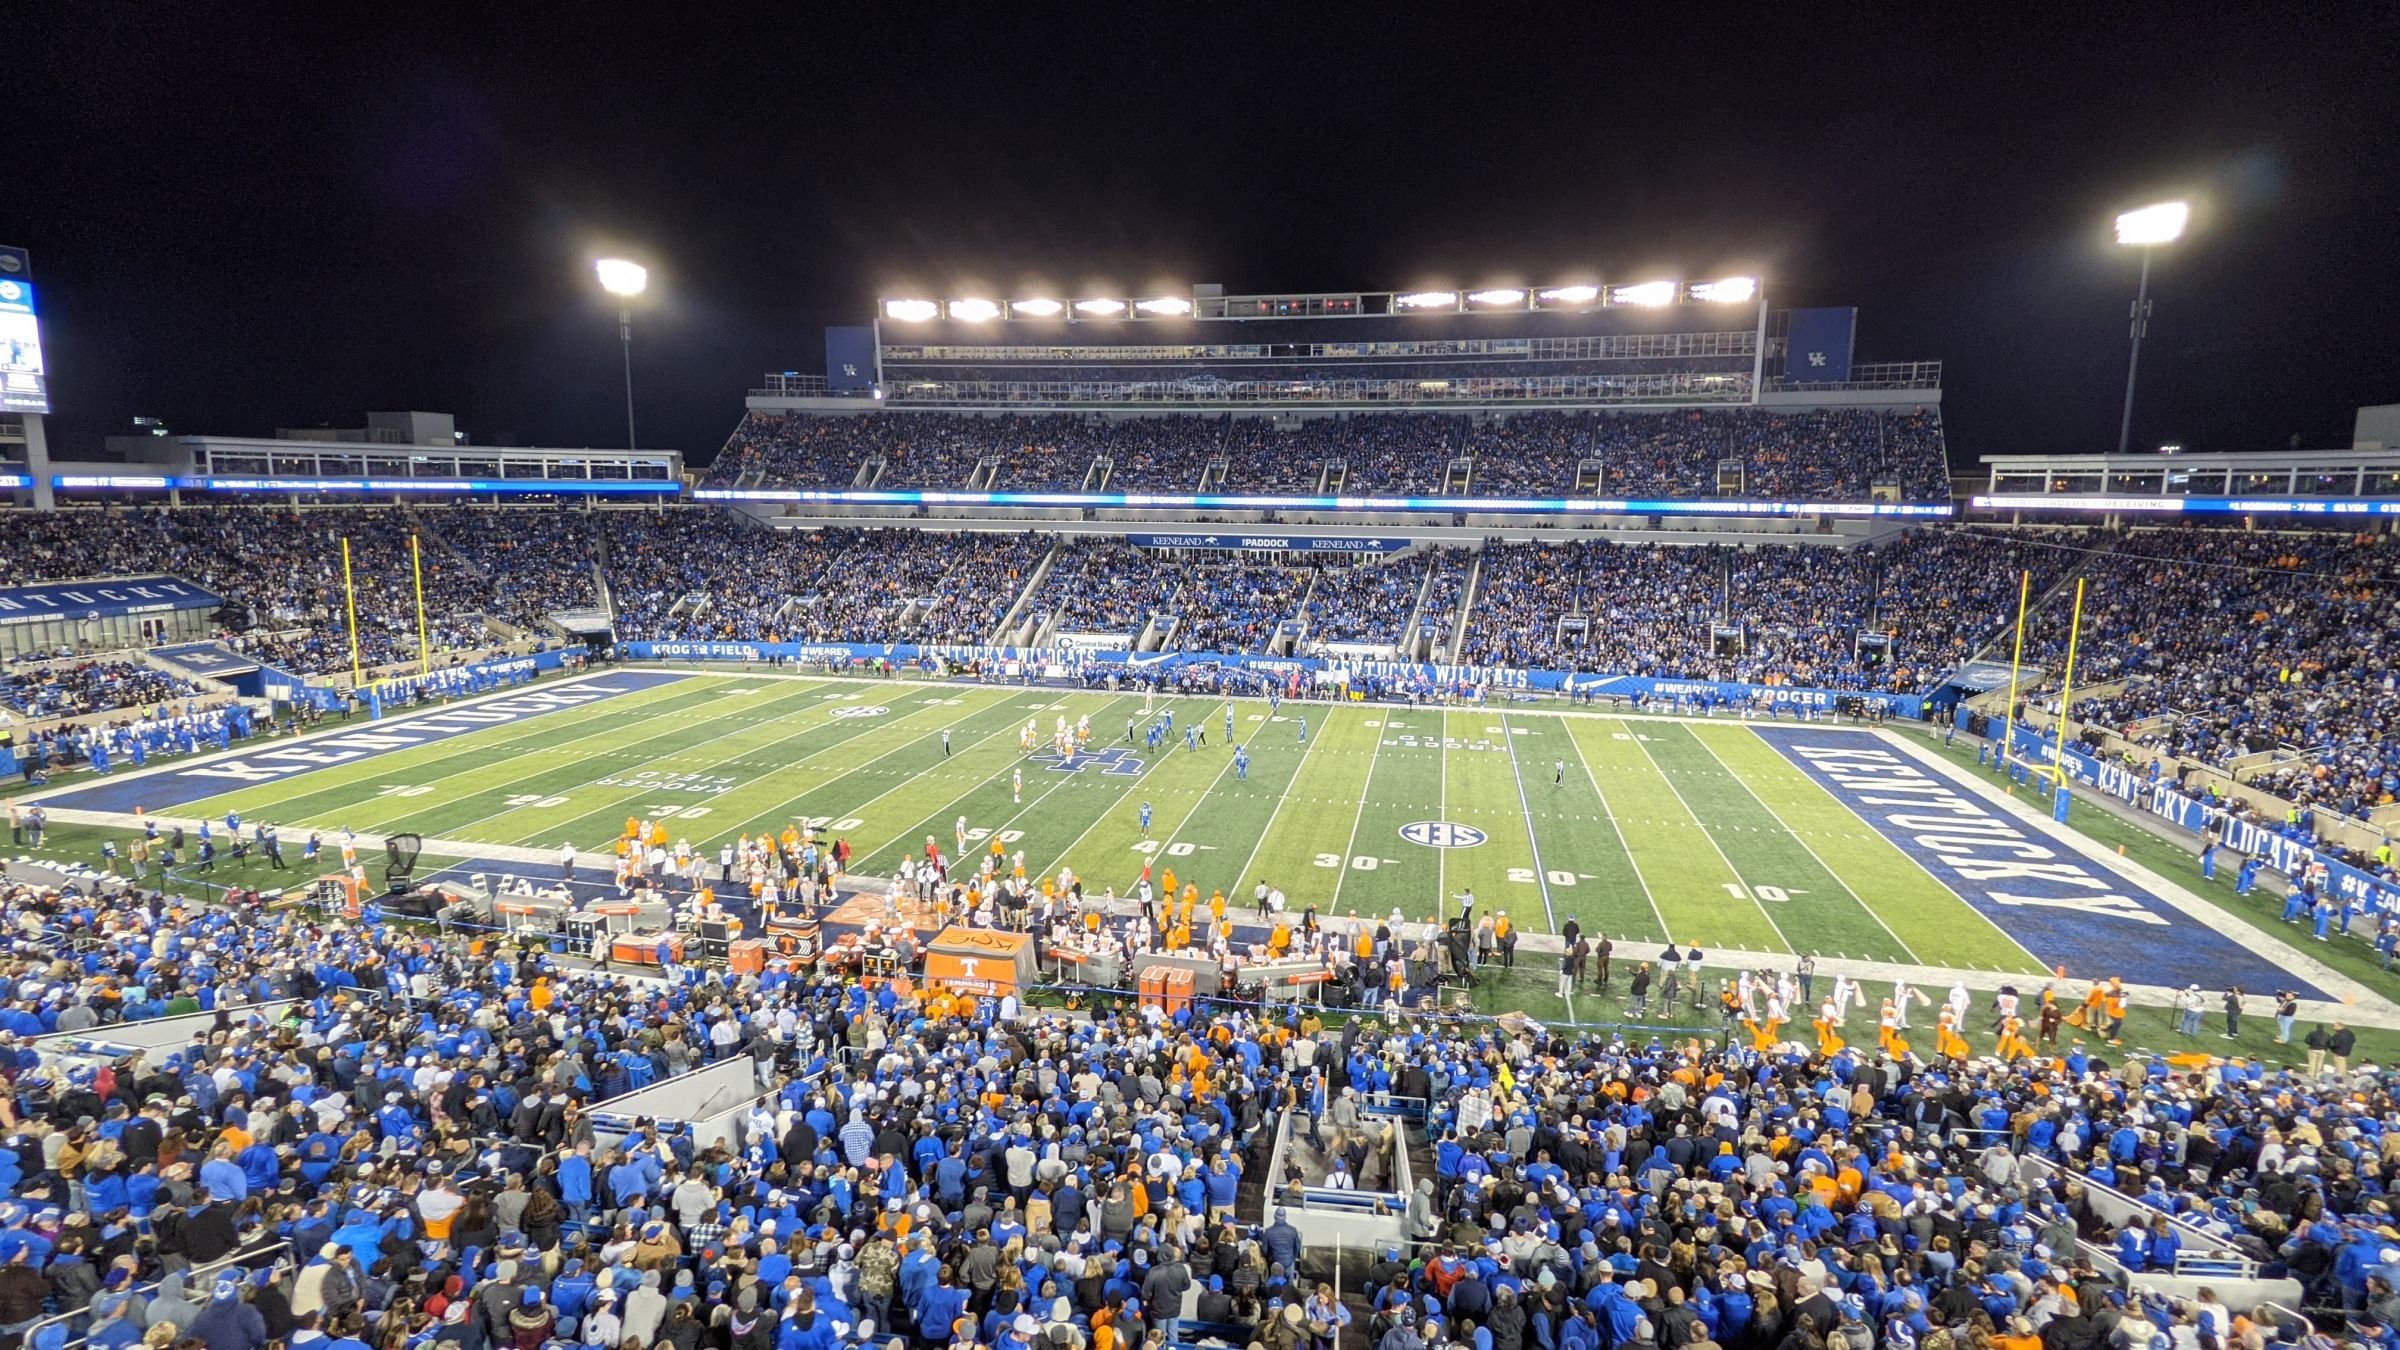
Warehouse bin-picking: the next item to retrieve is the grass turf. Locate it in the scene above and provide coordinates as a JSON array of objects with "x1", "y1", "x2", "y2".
[{"x1": 17, "y1": 675, "x2": 2389, "y2": 1062}]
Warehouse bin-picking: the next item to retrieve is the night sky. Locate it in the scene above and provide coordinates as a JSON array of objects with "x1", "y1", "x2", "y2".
[{"x1": 13, "y1": 9, "x2": 2400, "y2": 469}]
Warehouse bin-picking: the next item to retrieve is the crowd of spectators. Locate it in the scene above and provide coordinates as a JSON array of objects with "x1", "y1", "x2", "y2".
[
  {"x1": 1307, "y1": 415, "x2": 1462, "y2": 496},
  {"x1": 1302, "y1": 557, "x2": 1426, "y2": 649},
  {"x1": 0, "y1": 850, "x2": 2386, "y2": 1350},
  {"x1": 1214, "y1": 423, "x2": 1331, "y2": 496},
  {"x1": 1022, "y1": 542, "x2": 1182, "y2": 639},
  {"x1": 788, "y1": 534, "x2": 976, "y2": 646},
  {"x1": 0, "y1": 658, "x2": 201, "y2": 718},
  {"x1": 2029, "y1": 528, "x2": 2400, "y2": 819},
  {"x1": 1303, "y1": 557, "x2": 1429, "y2": 648},
  {"x1": 894, "y1": 534, "x2": 1053, "y2": 646},
  {"x1": 1095, "y1": 417, "x2": 1229, "y2": 493},
  {"x1": 0, "y1": 508, "x2": 508, "y2": 677},
  {"x1": 1416, "y1": 549, "x2": 1474, "y2": 660},
  {"x1": 1454, "y1": 535, "x2": 2047, "y2": 690},
  {"x1": 1466, "y1": 409, "x2": 1952, "y2": 502},
  {"x1": 1464, "y1": 414, "x2": 1602, "y2": 498},
  {"x1": 419, "y1": 508, "x2": 603, "y2": 622},
  {"x1": 1170, "y1": 564, "x2": 1314, "y2": 656},
  {"x1": 602, "y1": 513, "x2": 850, "y2": 644},
  {"x1": 696, "y1": 408, "x2": 1950, "y2": 503},
  {"x1": 700, "y1": 414, "x2": 868, "y2": 488}
]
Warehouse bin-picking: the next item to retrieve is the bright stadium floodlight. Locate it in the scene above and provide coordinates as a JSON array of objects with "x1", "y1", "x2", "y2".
[
  {"x1": 1395, "y1": 291, "x2": 1459, "y2": 309},
  {"x1": 2112, "y1": 199, "x2": 2190, "y2": 454},
  {"x1": 594, "y1": 258, "x2": 648, "y2": 297},
  {"x1": 593, "y1": 258, "x2": 649, "y2": 452},
  {"x1": 1690, "y1": 276, "x2": 1757, "y2": 303},
  {"x1": 2114, "y1": 200, "x2": 2189, "y2": 246},
  {"x1": 1609, "y1": 281, "x2": 1678, "y2": 307},
  {"x1": 1075, "y1": 298, "x2": 1125, "y2": 316},
  {"x1": 1011, "y1": 298, "x2": 1063, "y2": 317},
  {"x1": 948, "y1": 298, "x2": 1001, "y2": 322},
  {"x1": 1136, "y1": 296, "x2": 1191, "y2": 315},
  {"x1": 1537, "y1": 284, "x2": 1600, "y2": 304},
  {"x1": 883, "y1": 299, "x2": 940, "y2": 322},
  {"x1": 1467, "y1": 288, "x2": 1527, "y2": 307}
]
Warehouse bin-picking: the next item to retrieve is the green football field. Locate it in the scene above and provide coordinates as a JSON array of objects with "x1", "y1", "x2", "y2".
[{"x1": 120, "y1": 672, "x2": 2048, "y2": 970}]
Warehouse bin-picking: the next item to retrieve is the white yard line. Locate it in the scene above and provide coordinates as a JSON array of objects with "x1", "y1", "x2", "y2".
[
  {"x1": 843, "y1": 695, "x2": 1143, "y2": 868},
  {"x1": 1223, "y1": 705, "x2": 1332, "y2": 909},
  {"x1": 1877, "y1": 729, "x2": 2400, "y2": 1021},
  {"x1": 1690, "y1": 724, "x2": 2042, "y2": 973},
  {"x1": 1327, "y1": 715, "x2": 1386, "y2": 912},
  {"x1": 1139, "y1": 719, "x2": 1253, "y2": 894},
  {"x1": 702, "y1": 686, "x2": 1035, "y2": 837},
  {"x1": 1622, "y1": 722, "x2": 1797, "y2": 954},
  {"x1": 21, "y1": 671, "x2": 702, "y2": 806},
  {"x1": 1679, "y1": 727, "x2": 1926, "y2": 965},
  {"x1": 1559, "y1": 719, "x2": 1673, "y2": 942},
  {"x1": 1497, "y1": 712, "x2": 1559, "y2": 934}
]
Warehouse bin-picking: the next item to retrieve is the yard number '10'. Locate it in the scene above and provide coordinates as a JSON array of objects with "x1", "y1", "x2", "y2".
[{"x1": 1724, "y1": 882, "x2": 1794, "y2": 904}]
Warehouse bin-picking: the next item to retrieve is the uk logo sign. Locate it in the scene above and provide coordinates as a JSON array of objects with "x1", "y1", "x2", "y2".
[
  {"x1": 1032, "y1": 747, "x2": 1145, "y2": 777},
  {"x1": 1400, "y1": 821, "x2": 1487, "y2": 849}
]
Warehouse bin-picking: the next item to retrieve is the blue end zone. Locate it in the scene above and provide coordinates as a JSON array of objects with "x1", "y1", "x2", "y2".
[
  {"x1": 1751, "y1": 726, "x2": 2327, "y2": 999},
  {"x1": 37, "y1": 672, "x2": 692, "y2": 815}
]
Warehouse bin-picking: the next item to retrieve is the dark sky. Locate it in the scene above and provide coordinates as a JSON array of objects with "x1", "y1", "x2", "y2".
[{"x1": 12, "y1": 8, "x2": 2400, "y2": 468}]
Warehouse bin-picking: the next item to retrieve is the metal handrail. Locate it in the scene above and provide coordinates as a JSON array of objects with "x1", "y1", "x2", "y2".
[{"x1": 26, "y1": 1239, "x2": 292, "y2": 1350}]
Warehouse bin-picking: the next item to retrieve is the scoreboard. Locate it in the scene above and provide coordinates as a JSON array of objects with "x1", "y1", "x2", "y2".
[{"x1": 0, "y1": 246, "x2": 48, "y2": 414}]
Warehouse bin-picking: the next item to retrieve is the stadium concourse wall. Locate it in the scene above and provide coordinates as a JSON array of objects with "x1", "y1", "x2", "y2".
[
  {"x1": 620, "y1": 639, "x2": 1931, "y2": 719},
  {"x1": 1976, "y1": 715, "x2": 2399, "y2": 912}
]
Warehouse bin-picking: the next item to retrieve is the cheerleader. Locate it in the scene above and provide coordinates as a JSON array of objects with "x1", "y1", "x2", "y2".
[
  {"x1": 1935, "y1": 1005, "x2": 1971, "y2": 1062},
  {"x1": 1995, "y1": 1013, "x2": 2034, "y2": 1062},
  {"x1": 1878, "y1": 998, "x2": 1905, "y2": 1057},
  {"x1": 1891, "y1": 979, "x2": 1929, "y2": 1029},
  {"x1": 1831, "y1": 975, "x2": 1866, "y2": 1025},
  {"x1": 1747, "y1": 994, "x2": 1789, "y2": 1052},
  {"x1": 1813, "y1": 996, "x2": 1846, "y2": 1056}
]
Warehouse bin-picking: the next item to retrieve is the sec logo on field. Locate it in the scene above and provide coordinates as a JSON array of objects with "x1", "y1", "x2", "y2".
[
  {"x1": 829, "y1": 705, "x2": 890, "y2": 719},
  {"x1": 1400, "y1": 821, "x2": 1487, "y2": 849}
]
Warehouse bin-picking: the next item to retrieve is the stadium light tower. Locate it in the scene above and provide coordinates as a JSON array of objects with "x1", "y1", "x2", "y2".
[
  {"x1": 2111, "y1": 201, "x2": 2186, "y2": 456},
  {"x1": 595, "y1": 258, "x2": 648, "y2": 450}
]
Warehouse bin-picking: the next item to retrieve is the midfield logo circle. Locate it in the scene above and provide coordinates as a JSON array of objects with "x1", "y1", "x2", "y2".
[{"x1": 1400, "y1": 821, "x2": 1487, "y2": 849}]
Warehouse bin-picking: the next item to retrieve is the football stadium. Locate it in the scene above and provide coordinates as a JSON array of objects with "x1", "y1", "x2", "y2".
[{"x1": 5, "y1": 19, "x2": 2400, "y2": 1347}]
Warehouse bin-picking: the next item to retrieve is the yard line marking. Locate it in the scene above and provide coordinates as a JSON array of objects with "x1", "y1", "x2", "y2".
[
  {"x1": 852, "y1": 694, "x2": 1148, "y2": 876},
  {"x1": 1497, "y1": 712, "x2": 1558, "y2": 934},
  {"x1": 447, "y1": 681, "x2": 915, "y2": 843},
  {"x1": 717, "y1": 687, "x2": 1030, "y2": 837},
  {"x1": 1138, "y1": 726, "x2": 1253, "y2": 894},
  {"x1": 1622, "y1": 721, "x2": 1795, "y2": 952},
  {"x1": 1435, "y1": 713, "x2": 1450, "y2": 923},
  {"x1": 167, "y1": 676, "x2": 724, "y2": 822},
  {"x1": 266, "y1": 678, "x2": 825, "y2": 833},
  {"x1": 1327, "y1": 714, "x2": 1386, "y2": 913},
  {"x1": 1697, "y1": 725, "x2": 2045, "y2": 972},
  {"x1": 1679, "y1": 727, "x2": 1922, "y2": 964},
  {"x1": 1560, "y1": 722, "x2": 1672, "y2": 942},
  {"x1": 1224, "y1": 706, "x2": 1332, "y2": 910},
  {"x1": 1018, "y1": 697, "x2": 1210, "y2": 886}
]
